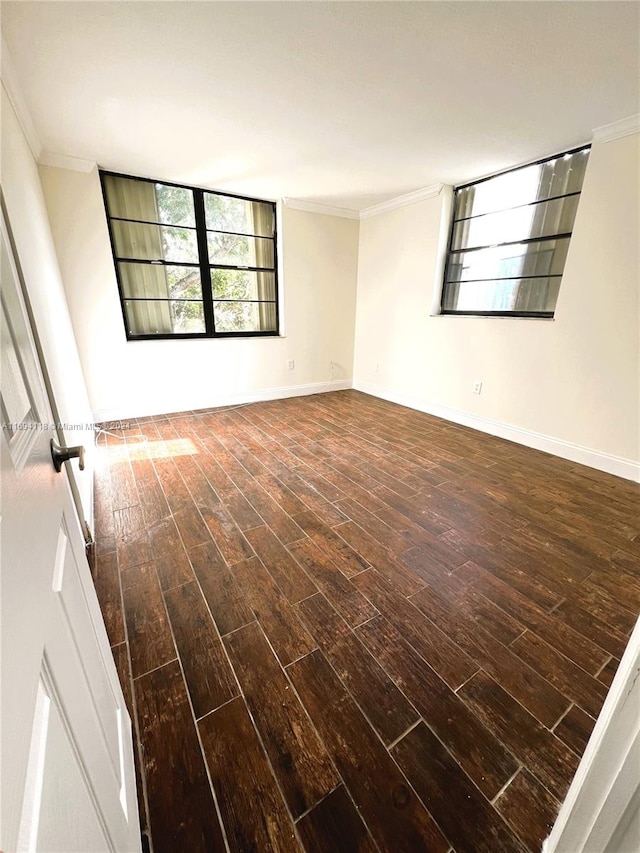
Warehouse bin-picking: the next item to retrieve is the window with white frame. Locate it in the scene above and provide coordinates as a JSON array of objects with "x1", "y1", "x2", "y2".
[
  {"x1": 100, "y1": 171, "x2": 279, "y2": 339},
  {"x1": 441, "y1": 146, "x2": 590, "y2": 317}
]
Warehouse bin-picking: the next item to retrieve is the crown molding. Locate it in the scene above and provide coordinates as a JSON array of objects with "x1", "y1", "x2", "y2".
[
  {"x1": 592, "y1": 114, "x2": 640, "y2": 144},
  {"x1": 359, "y1": 184, "x2": 444, "y2": 219},
  {"x1": 283, "y1": 197, "x2": 360, "y2": 220},
  {"x1": 1, "y1": 37, "x2": 42, "y2": 161},
  {"x1": 285, "y1": 183, "x2": 445, "y2": 221},
  {"x1": 38, "y1": 150, "x2": 97, "y2": 173}
]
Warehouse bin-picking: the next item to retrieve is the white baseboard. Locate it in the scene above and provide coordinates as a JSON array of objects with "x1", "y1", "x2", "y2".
[
  {"x1": 354, "y1": 380, "x2": 640, "y2": 483},
  {"x1": 92, "y1": 378, "x2": 352, "y2": 424}
]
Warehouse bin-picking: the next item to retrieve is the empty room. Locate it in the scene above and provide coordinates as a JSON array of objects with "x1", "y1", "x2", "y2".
[{"x1": 1, "y1": 2, "x2": 639, "y2": 852}]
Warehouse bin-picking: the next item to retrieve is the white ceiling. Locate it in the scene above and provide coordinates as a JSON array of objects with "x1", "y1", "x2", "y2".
[{"x1": 2, "y1": 1, "x2": 639, "y2": 211}]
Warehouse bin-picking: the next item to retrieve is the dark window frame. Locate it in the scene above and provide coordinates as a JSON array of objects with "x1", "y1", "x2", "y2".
[
  {"x1": 440, "y1": 145, "x2": 591, "y2": 319},
  {"x1": 99, "y1": 170, "x2": 280, "y2": 340}
]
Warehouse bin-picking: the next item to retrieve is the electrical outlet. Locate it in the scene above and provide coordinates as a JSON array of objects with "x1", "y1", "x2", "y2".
[
  {"x1": 473, "y1": 380, "x2": 482, "y2": 395},
  {"x1": 287, "y1": 359, "x2": 295, "y2": 370},
  {"x1": 375, "y1": 363, "x2": 380, "y2": 374}
]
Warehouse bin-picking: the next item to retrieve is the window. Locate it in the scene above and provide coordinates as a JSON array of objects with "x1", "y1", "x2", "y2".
[
  {"x1": 100, "y1": 171, "x2": 279, "y2": 339},
  {"x1": 441, "y1": 146, "x2": 590, "y2": 317}
]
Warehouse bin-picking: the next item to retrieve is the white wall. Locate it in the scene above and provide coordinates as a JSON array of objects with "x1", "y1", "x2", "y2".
[
  {"x1": 1, "y1": 87, "x2": 94, "y2": 522},
  {"x1": 38, "y1": 165, "x2": 360, "y2": 421},
  {"x1": 353, "y1": 133, "x2": 640, "y2": 480}
]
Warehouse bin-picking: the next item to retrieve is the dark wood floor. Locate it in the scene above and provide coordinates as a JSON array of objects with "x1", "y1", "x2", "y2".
[{"x1": 92, "y1": 390, "x2": 640, "y2": 853}]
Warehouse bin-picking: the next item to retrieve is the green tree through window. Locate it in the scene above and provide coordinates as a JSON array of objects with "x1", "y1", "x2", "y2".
[{"x1": 100, "y1": 172, "x2": 278, "y2": 339}]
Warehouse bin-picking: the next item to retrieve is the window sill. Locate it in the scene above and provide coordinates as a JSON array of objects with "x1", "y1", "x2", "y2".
[
  {"x1": 125, "y1": 333, "x2": 287, "y2": 341},
  {"x1": 430, "y1": 313, "x2": 555, "y2": 320}
]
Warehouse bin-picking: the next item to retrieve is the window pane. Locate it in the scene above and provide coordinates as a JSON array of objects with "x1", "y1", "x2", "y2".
[
  {"x1": 538, "y1": 152, "x2": 590, "y2": 199},
  {"x1": 213, "y1": 300, "x2": 277, "y2": 333},
  {"x1": 207, "y1": 233, "x2": 274, "y2": 268},
  {"x1": 165, "y1": 266, "x2": 203, "y2": 299},
  {"x1": 167, "y1": 300, "x2": 206, "y2": 333},
  {"x1": 118, "y1": 263, "x2": 202, "y2": 300},
  {"x1": 446, "y1": 238, "x2": 570, "y2": 283},
  {"x1": 124, "y1": 299, "x2": 205, "y2": 335},
  {"x1": 104, "y1": 175, "x2": 154, "y2": 220},
  {"x1": 210, "y1": 269, "x2": 276, "y2": 301},
  {"x1": 204, "y1": 194, "x2": 274, "y2": 237},
  {"x1": 104, "y1": 175, "x2": 195, "y2": 226},
  {"x1": 112, "y1": 221, "x2": 198, "y2": 263},
  {"x1": 154, "y1": 184, "x2": 195, "y2": 227},
  {"x1": 454, "y1": 149, "x2": 589, "y2": 219},
  {"x1": 451, "y1": 195, "x2": 580, "y2": 250},
  {"x1": 443, "y1": 278, "x2": 560, "y2": 313}
]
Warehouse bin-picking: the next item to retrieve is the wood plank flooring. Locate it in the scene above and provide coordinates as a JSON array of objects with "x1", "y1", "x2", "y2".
[{"x1": 92, "y1": 390, "x2": 640, "y2": 853}]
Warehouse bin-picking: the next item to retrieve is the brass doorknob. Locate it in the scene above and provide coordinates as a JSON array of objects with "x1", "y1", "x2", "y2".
[{"x1": 50, "y1": 439, "x2": 85, "y2": 473}]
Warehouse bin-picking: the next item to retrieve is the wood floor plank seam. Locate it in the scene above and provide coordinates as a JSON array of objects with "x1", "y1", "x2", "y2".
[
  {"x1": 135, "y1": 658, "x2": 228, "y2": 851},
  {"x1": 109, "y1": 509, "x2": 153, "y2": 841},
  {"x1": 550, "y1": 703, "x2": 576, "y2": 734},
  {"x1": 390, "y1": 721, "x2": 529, "y2": 853},
  {"x1": 453, "y1": 668, "x2": 483, "y2": 696},
  {"x1": 194, "y1": 691, "x2": 243, "y2": 723},
  {"x1": 352, "y1": 570, "x2": 479, "y2": 690},
  {"x1": 93, "y1": 390, "x2": 640, "y2": 853},
  {"x1": 552, "y1": 704, "x2": 598, "y2": 758},
  {"x1": 546, "y1": 596, "x2": 566, "y2": 615},
  {"x1": 594, "y1": 653, "x2": 615, "y2": 679},
  {"x1": 354, "y1": 608, "x2": 574, "y2": 810},
  {"x1": 355, "y1": 616, "x2": 520, "y2": 802},
  {"x1": 163, "y1": 581, "x2": 241, "y2": 720},
  {"x1": 244, "y1": 524, "x2": 318, "y2": 604},
  {"x1": 222, "y1": 621, "x2": 340, "y2": 820},
  {"x1": 286, "y1": 648, "x2": 451, "y2": 852},
  {"x1": 489, "y1": 764, "x2": 525, "y2": 805},
  {"x1": 130, "y1": 656, "x2": 180, "y2": 683},
  {"x1": 121, "y1": 551, "x2": 179, "y2": 680},
  {"x1": 448, "y1": 561, "x2": 612, "y2": 675},
  {"x1": 214, "y1": 618, "x2": 260, "y2": 640},
  {"x1": 294, "y1": 785, "x2": 383, "y2": 853},
  {"x1": 294, "y1": 592, "x2": 421, "y2": 746},
  {"x1": 493, "y1": 767, "x2": 562, "y2": 852},
  {"x1": 230, "y1": 556, "x2": 318, "y2": 665},
  {"x1": 385, "y1": 718, "x2": 423, "y2": 752},
  {"x1": 285, "y1": 628, "x2": 430, "y2": 798},
  {"x1": 144, "y1": 584, "x2": 236, "y2": 851},
  {"x1": 179, "y1": 572, "x2": 249, "y2": 710},
  {"x1": 211, "y1": 652, "x2": 341, "y2": 846},
  {"x1": 290, "y1": 781, "x2": 344, "y2": 825},
  {"x1": 457, "y1": 670, "x2": 580, "y2": 801}
]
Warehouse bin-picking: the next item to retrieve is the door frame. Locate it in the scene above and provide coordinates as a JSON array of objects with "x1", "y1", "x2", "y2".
[
  {"x1": 1, "y1": 191, "x2": 93, "y2": 542},
  {"x1": 543, "y1": 616, "x2": 640, "y2": 851}
]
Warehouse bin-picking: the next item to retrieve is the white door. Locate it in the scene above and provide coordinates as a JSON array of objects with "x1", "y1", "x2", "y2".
[{"x1": 0, "y1": 207, "x2": 141, "y2": 852}]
